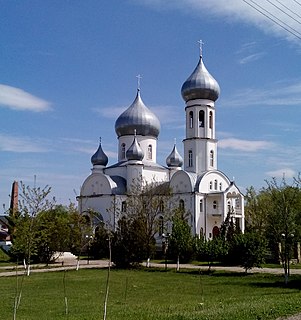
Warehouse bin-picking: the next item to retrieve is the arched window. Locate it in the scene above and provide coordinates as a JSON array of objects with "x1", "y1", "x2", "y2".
[
  {"x1": 188, "y1": 150, "x2": 193, "y2": 167},
  {"x1": 200, "y1": 227, "x2": 204, "y2": 236},
  {"x1": 214, "y1": 179, "x2": 218, "y2": 190},
  {"x1": 121, "y1": 201, "x2": 127, "y2": 213},
  {"x1": 209, "y1": 181, "x2": 213, "y2": 190},
  {"x1": 147, "y1": 144, "x2": 152, "y2": 160},
  {"x1": 209, "y1": 111, "x2": 213, "y2": 129},
  {"x1": 213, "y1": 200, "x2": 217, "y2": 209},
  {"x1": 210, "y1": 150, "x2": 214, "y2": 167},
  {"x1": 199, "y1": 110, "x2": 204, "y2": 127},
  {"x1": 179, "y1": 199, "x2": 185, "y2": 211},
  {"x1": 212, "y1": 226, "x2": 220, "y2": 238},
  {"x1": 83, "y1": 215, "x2": 91, "y2": 226},
  {"x1": 200, "y1": 199, "x2": 203, "y2": 212},
  {"x1": 158, "y1": 216, "x2": 164, "y2": 236},
  {"x1": 219, "y1": 182, "x2": 222, "y2": 191},
  {"x1": 121, "y1": 143, "x2": 126, "y2": 159},
  {"x1": 159, "y1": 200, "x2": 164, "y2": 212},
  {"x1": 189, "y1": 111, "x2": 193, "y2": 128}
]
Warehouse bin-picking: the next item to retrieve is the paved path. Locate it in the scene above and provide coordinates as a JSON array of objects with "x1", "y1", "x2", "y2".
[
  {"x1": 2, "y1": 260, "x2": 301, "y2": 276},
  {"x1": 0, "y1": 259, "x2": 110, "y2": 277}
]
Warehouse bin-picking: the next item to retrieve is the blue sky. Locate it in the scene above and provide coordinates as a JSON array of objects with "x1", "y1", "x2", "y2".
[{"x1": 1, "y1": 0, "x2": 301, "y2": 209}]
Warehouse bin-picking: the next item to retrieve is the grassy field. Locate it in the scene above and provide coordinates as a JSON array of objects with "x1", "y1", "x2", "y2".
[{"x1": 1, "y1": 268, "x2": 301, "y2": 320}]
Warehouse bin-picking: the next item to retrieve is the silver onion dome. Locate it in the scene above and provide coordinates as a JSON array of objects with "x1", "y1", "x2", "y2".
[
  {"x1": 115, "y1": 89, "x2": 160, "y2": 138},
  {"x1": 166, "y1": 143, "x2": 183, "y2": 168},
  {"x1": 181, "y1": 56, "x2": 220, "y2": 102},
  {"x1": 91, "y1": 138, "x2": 108, "y2": 166},
  {"x1": 126, "y1": 131, "x2": 144, "y2": 161}
]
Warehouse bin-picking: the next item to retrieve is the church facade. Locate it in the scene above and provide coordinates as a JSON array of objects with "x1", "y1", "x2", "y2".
[{"x1": 77, "y1": 52, "x2": 245, "y2": 240}]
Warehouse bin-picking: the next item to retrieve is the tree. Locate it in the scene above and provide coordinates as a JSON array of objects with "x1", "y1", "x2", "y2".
[
  {"x1": 264, "y1": 177, "x2": 301, "y2": 284},
  {"x1": 90, "y1": 223, "x2": 110, "y2": 259},
  {"x1": 68, "y1": 204, "x2": 94, "y2": 269},
  {"x1": 220, "y1": 211, "x2": 242, "y2": 265},
  {"x1": 169, "y1": 209, "x2": 194, "y2": 271},
  {"x1": 35, "y1": 206, "x2": 71, "y2": 264},
  {"x1": 9, "y1": 181, "x2": 55, "y2": 274},
  {"x1": 111, "y1": 177, "x2": 171, "y2": 268},
  {"x1": 245, "y1": 186, "x2": 270, "y2": 235},
  {"x1": 111, "y1": 215, "x2": 150, "y2": 268},
  {"x1": 234, "y1": 232, "x2": 267, "y2": 273}
]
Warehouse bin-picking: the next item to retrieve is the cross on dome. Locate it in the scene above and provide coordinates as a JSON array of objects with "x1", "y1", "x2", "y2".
[
  {"x1": 136, "y1": 74, "x2": 142, "y2": 91},
  {"x1": 198, "y1": 39, "x2": 204, "y2": 57}
]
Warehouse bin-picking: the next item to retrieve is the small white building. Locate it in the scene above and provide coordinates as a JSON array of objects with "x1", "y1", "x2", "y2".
[{"x1": 77, "y1": 52, "x2": 245, "y2": 239}]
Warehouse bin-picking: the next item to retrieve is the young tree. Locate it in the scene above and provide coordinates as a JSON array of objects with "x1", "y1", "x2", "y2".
[
  {"x1": 68, "y1": 204, "x2": 94, "y2": 269},
  {"x1": 265, "y1": 177, "x2": 301, "y2": 284},
  {"x1": 220, "y1": 211, "x2": 242, "y2": 265},
  {"x1": 112, "y1": 215, "x2": 150, "y2": 268},
  {"x1": 111, "y1": 177, "x2": 171, "y2": 267},
  {"x1": 9, "y1": 181, "x2": 55, "y2": 274},
  {"x1": 90, "y1": 223, "x2": 110, "y2": 259},
  {"x1": 169, "y1": 209, "x2": 193, "y2": 271},
  {"x1": 245, "y1": 186, "x2": 270, "y2": 235},
  {"x1": 35, "y1": 206, "x2": 71, "y2": 264},
  {"x1": 234, "y1": 232, "x2": 267, "y2": 273}
]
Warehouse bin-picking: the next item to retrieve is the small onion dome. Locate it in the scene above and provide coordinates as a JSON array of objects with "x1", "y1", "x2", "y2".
[
  {"x1": 115, "y1": 89, "x2": 160, "y2": 138},
  {"x1": 126, "y1": 131, "x2": 144, "y2": 161},
  {"x1": 91, "y1": 138, "x2": 108, "y2": 166},
  {"x1": 181, "y1": 56, "x2": 220, "y2": 102},
  {"x1": 166, "y1": 143, "x2": 183, "y2": 168}
]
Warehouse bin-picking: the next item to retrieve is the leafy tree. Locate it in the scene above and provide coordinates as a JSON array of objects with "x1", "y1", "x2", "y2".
[
  {"x1": 264, "y1": 177, "x2": 301, "y2": 284},
  {"x1": 245, "y1": 186, "x2": 270, "y2": 235},
  {"x1": 9, "y1": 181, "x2": 55, "y2": 274},
  {"x1": 35, "y1": 206, "x2": 71, "y2": 264},
  {"x1": 234, "y1": 232, "x2": 267, "y2": 273},
  {"x1": 195, "y1": 236, "x2": 227, "y2": 271},
  {"x1": 220, "y1": 211, "x2": 242, "y2": 265},
  {"x1": 68, "y1": 204, "x2": 94, "y2": 269},
  {"x1": 110, "y1": 177, "x2": 171, "y2": 268},
  {"x1": 90, "y1": 223, "x2": 110, "y2": 259},
  {"x1": 169, "y1": 209, "x2": 194, "y2": 270},
  {"x1": 111, "y1": 215, "x2": 151, "y2": 268}
]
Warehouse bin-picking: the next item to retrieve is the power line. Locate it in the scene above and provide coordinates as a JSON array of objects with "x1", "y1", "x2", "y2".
[
  {"x1": 249, "y1": 0, "x2": 301, "y2": 35},
  {"x1": 274, "y1": 0, "x2": 301, "y2": 20},
  {"x1": 292, "y1": 0, "x2": 301, "y2": 8},
  {"x1": 266, "y1": 0, "x2": 301, "y2": 25},
  {"x1": 242, "y1": 0, "x2": 301, "y2": 40}
]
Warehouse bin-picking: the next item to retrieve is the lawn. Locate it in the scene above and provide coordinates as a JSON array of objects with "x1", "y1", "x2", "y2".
[{"x1": 1, "y1": 268, "x2": 301, "y2": 320}]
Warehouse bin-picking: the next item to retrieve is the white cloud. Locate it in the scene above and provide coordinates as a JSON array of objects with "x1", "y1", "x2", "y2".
[
  {"x1": 238, "y1": 52, "x2": 265, "y2": 64},
  {"x1": 0, "y1": 134, "x2": 48, "y2": 153},
  {"x1": 222, "y1": 80, "x2": 301, "y2": 108},
  {"x1": 0, "y1": 84, "x2": 51, "y2": 112},
  {"x1": 266, "y1": 168, "x2": 296, "y2": 178},
  {"x1": 151, "y1": 105, "x2": 182, "y2": 124},
  {"x1": 219, "y1": 138, "x2": 274, "y2": 152},
  {"x1": 137, "y1": 0, "x2": 301, "y2": 44},
  {"x1": 93, "y1": 106, "x2": 126, "y2": 119},
  {"x1": 94, "y1": 104, "x2": 183, "y2": 125}
]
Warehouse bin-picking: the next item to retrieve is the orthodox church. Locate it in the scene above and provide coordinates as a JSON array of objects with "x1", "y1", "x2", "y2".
[{"x1": 77, "y1": 51, "x2": 245, "y2": 240}]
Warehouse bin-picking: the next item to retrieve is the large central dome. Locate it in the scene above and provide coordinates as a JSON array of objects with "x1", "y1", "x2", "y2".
[
  {"x1": 181, "y1": 56, "x2": 220, "y2": 102},
  {"x1": 115, "y1": 90, "x2": 160, "y2": 138}
]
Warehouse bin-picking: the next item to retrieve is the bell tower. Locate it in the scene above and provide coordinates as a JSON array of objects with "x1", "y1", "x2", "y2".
[{"x1": 181, "y1": 44, "x2": 220, "y2": 174}]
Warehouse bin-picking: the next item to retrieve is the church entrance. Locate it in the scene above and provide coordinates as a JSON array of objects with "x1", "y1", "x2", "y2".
[{"x1": 212, "y1": 226, "x2": 220, "y2": 238}]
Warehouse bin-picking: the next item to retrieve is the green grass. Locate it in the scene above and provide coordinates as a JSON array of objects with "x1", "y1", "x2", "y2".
[
  {"x1": 0, "y1": 247, "x2": 10, "y2": 262},
  {"x1": 1, "y1": 268, "x2": 301, "y2": 320}
]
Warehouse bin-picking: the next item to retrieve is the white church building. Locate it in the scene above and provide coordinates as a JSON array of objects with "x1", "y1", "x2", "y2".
[{"x1": 77, "y1": 52, "x2": 245, "y2": 240}]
